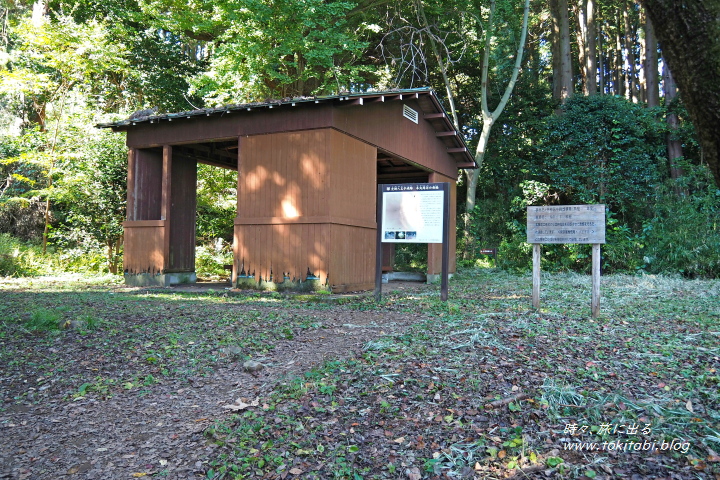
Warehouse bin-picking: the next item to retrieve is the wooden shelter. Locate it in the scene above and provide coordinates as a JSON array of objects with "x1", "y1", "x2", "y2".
[{"x1": 99, "y1": 88, "x2": 475, "y2": 292}]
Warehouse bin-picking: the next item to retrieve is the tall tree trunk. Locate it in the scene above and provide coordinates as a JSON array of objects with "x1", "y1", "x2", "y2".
[
  {"x1": 643, "y1": 14, "x2": 659, "y2": 107},
  {"x1": 464, "y1": 0, "x2": 531, "y2": 252},
  {"x1": 615, "y1": 10, "x2": 624, "y2": 96},
  {"x1": 585, "y1": 0, "x2": 597, "y2": 95},
  {"x1": 550, "y1": 0, "x2": 573, "y2": 103},
  {"x1": 576, "y1": 0, "x2": 597, "y2": 95},
  {"x1": 641, "y1": 0, "x2": 720, "y2": 187},
  {"x1": 663, "y1": 62, "x2": 684, "y2": 181},
  {"x1": 598, "y1": 22, "x2": 605, "y2": 94},
  {"x1": 623, "y1": 3, "x2": 637, "y2": 102}
]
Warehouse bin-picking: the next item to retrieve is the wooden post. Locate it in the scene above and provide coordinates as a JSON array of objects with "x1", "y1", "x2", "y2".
[
  {"x1": 440, "y1": 182, "x2": 450, "y2": 302},
  {"x1": 161, "y1": 145, "x2": 172, "y2": 270},
  {"x1": 126, "y1": 149, "x2": 136, "y2": 221},
  {"x1": 374, "y1": 184, "x2": 383, "y2": 302},
  {"x1": 532, "y1": 243, "x2": 541, "y2": 309},
  {"x1": 591, "y1": 243, "x2": 601, "y2": 318}
]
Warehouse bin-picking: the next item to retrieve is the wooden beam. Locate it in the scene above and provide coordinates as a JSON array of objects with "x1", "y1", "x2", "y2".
[
  {"x1": 176, "y1": 144, "x2": 237, "y2": 160},
  {"x1": 424, "y1": 113, "x2": 445, "y2": 119},
  {"x1": 447, "y1": 147, "x2": 467, "y2": 153},
  {"x1": 377, "y1": 171, "x2": 429, "y2": 180},
  {"x1": 455, "y1": 162, "x2": 477, "y2": 169},
  {"x1": 436, "y1": 131, "x2": 457, "y2": 137}
]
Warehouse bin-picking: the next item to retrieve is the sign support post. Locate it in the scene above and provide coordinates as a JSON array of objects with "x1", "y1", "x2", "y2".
[
  {"x1": 591, "y1": 243, "x2": 601, "y2": 319},
  {"x1": 440, "y1": 185, "x2": 450, "y2": 301},
  {"x1": 532, "y1": 244, "x2": 541, "y2": 309},
  {"x1": 374, "y1": 184, "x2": 384, "y2": 302}
]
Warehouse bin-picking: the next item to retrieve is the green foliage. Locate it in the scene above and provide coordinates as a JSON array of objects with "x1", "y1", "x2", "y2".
[
  {"x1": 51, "y1": 129, "x2": 127, "y2": 273},
  {"x1": 140, "y1": 0, "x2": 374, "y2": 103},
  {"x1": 0, "y1": 233, "x2": 45, "y2": 276},
  {"x1": 640, "y1": 166, "x2": 720, "y2": 277},
  {"x1": 26, "y1": 307, "x2": 62, "y2": 332},
  {"x1": 393, "y1": 244, "x2": 428, "y2": 272},
  {"x1": 541, "y1": 95, "x2": 665, "y2": 218},
  {"x1": 195, "y1": 242, "x2": 233, "y2": 280},
  {"x1": 0, "y1": 14, "x2": 131, "y2": 124},
  {"x1": 196, "y1": 164, "x2": 237, "y2": 243}
]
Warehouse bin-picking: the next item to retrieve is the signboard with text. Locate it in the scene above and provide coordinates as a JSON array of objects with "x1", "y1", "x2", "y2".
[
  {"x1": 527, "y1": 205, "x2": 605, "y2": 244},
  {"x1": 381, "y1": 183, "x2": 446, "y2": 244}
]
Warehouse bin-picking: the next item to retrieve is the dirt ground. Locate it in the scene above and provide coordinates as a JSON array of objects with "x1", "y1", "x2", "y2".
[{"x1": 1, "y1": 281, "x2": 431, "y2": 480}]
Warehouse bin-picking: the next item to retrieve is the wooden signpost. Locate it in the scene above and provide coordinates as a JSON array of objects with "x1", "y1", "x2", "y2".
[{"x1": 527, "y1": 205, "x2": 606, "y2": 318}]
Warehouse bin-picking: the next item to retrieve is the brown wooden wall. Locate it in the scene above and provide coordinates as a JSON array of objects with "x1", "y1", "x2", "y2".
[
  {"x1": 168, "y1": 154, "x2": 197, "y2": 272},
  {"x1": 129, "y1": 148, "x2": 163, "y2": 221},
  {"x1": 124, "y1": 100, "x2": 461, "y2": 180},
  {"x1": 334, "y1": 100, "x2": 459, "y2": 179},
  {"x1": 234, "y1": 128, "x2": 376, "y2": 290},
  {"x1": 125, "y1": 105, "x2": 335, "y2": 149},
  {"x1": 123, "y1": 221, "x2": 165, "y2": 274}
]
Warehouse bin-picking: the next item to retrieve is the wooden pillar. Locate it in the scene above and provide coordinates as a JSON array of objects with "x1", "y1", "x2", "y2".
[
  {"x1": 161, "y1": 145, "x2": 172, "y2": 269},
  {"x1": 532, "y1": 244, "x2": 541, "y2": 309},
  {"x1": 427, "y1": 172, "x2": 456, "y2": 278},
  {"x1": 232, "y1": 136, "x2": 244, "y2": 285},
  {"x1": 126, "y1": 149, "x2": 136, "y2": 221}
]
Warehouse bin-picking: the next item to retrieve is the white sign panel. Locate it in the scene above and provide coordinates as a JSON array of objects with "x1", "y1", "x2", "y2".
[
  {"x1": 381, "y1": 184, "x2": 445, "y2": 243},
  {"x1": 527, "y1": 204, "x2": 606, "y2": 244}
]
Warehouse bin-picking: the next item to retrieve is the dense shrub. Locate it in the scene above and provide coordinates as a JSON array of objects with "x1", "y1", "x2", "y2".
[{"x1": 640, "y1": 167, "x2": 720, "y2": 277}]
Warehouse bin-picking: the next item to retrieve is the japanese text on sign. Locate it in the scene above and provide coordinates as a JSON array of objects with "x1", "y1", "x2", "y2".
[
  {"x1": 381, "y1": 184, "x2": 445, "y2": 244},
  {"x1": 527, "y1": 204, "x2": 605, "y2": 244}
]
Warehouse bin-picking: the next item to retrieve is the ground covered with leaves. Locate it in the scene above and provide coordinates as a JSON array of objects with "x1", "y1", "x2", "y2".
[{"x1": 1, "y1": 270, "x2": 719, "y2": 479}]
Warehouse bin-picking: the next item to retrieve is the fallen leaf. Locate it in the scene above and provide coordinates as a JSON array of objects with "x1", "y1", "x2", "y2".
[
  {"x1": 131, "y1": 474, "x2": 148, "y2": 478},
  {"x1": 393, "y1": 437, "x2": 405, "y2": 443},
  {"x1": 406, "y1": 466, "x2": 422, "y2": 480},
  {"x1": 222, "y1": 397, "x2": 260, "y2": 411},
  {"x1": 289, "y1": 467, "x2": 303, "y2": 475},
  {"x1": 686, "y1": 400, "x2": 694, "y2": 413}
]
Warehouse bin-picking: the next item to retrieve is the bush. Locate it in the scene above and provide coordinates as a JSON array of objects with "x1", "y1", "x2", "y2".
[
  {"x1": 195, "y1": 240, "x2": 233, "y2": 280},
  {"x1": 0, "y1": 233, "x2": 52, "y2": 276},
  {"x1": 640, "y1": 167, "x2": 720, "y2": 277},
  {"x1": 0, "y1": 198, "x2": 48, "y2": 242}
]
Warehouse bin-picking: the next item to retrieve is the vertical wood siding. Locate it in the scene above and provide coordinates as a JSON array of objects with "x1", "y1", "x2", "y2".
[
  {"x1": 168, "y1": 154, "x2": 197, "y2": 272},
  {"x1": 334, "y1": 100, "x2": 459, "y2": 179},
  {"x1": 122, "y1": 221, "x2": 165, "y2": 274},
  {"x1": 131, "y1": 148, "x2": 163, "y2": 221},
  {"x1": 234, "y1": 128, "x2": 376, "y2": 290}
]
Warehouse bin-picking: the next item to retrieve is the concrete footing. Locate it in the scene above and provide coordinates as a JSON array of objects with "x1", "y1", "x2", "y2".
[{"x1": 124, "y1": 272, "x2": 197, "y2": 287}]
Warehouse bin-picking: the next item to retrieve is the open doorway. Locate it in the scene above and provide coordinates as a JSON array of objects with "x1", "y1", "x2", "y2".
[
  {"x1": 194, "y1": 163, "x2": 238, "y2": 282},
  {"x1": 171, "y1": 140, "x2": 239, "y2": 284}
]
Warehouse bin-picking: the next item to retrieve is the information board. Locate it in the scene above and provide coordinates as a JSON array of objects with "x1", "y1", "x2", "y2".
[
  {"x1": 527, "y1": 205, "x2": 605, "y2": 244},
  {"x1": 380, "y1": 184, "x2": 445, "y2": 243}
]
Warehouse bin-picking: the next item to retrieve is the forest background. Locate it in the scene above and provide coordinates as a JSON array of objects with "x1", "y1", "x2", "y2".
[{"x1": 1, "y1": 0, "x2": 719, "y2": 279}]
